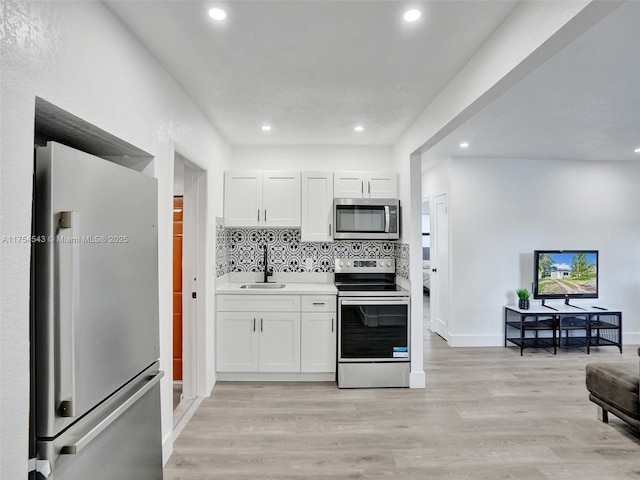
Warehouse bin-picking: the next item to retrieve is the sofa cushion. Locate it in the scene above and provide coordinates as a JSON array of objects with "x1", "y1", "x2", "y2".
[{"x1": 586, "y1": 363, "x2": 639, "y2": 419}]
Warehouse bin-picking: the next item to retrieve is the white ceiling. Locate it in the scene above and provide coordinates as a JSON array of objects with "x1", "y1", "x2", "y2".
[
  {"x1": 105, "y1": 0, "x2": 639, "y2": 162},
  {"x1": 425, "y1": 0, "x2": 640, "y2": 164},
  {"x1": 105, "y1": 0, "x2": 518, "y2": 145}
]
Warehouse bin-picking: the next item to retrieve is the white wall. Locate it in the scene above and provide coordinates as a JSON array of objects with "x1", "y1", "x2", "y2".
[
  {"x1": 390, "y1": 1, "x2": 618, "y2": 388},
  {"x1": 231, "y1": 145, "x2": 393, "y2": 171},
  {"x1": 434, "y1": 157, "x2": 640, "y2": 346},
  {"x1": 0, "y1": 2, "x2": 230, "y2": 477}
]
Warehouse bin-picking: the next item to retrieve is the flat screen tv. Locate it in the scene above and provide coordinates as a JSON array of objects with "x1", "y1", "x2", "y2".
[{"x1": 533, "y1": 250, "x2": 598, "y2": 300}]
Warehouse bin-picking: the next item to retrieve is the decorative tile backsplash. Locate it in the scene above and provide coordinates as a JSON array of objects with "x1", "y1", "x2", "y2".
[{"x1": 215, "y1": 218, "x2": 410, "y2": 280}]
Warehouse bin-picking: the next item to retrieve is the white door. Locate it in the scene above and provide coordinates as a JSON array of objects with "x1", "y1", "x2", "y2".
[
  {"x1": 224, "y1": 171, "x2": 262, "y2": 227},
  {"x1": 301, "y1": 312, "x2": 336, "y2": 372},
  {"x1": 259, "y1": 312, "x2": 301, "y2": 372},
  {"x1": 301, "y1": 171, "x2": 333, "y2": 241},
  {"x1": 178, "y1": 157, "x2": 207, "y2": 399},
  {"x1": 334, "y1": 172, "x2": 365, "y2": 198},
  {"x1": 366, "y1": 173, "x2": 397, "y2": 198},
  {"x1": 262, "y1": 171, "x2": 301, "y2": 227},
  {"x1": 432, "y1": 193, "x2": 449, "y2": 341},
  {"x1": 216, "y1": 311, "x2": 259, "y2": 372}
]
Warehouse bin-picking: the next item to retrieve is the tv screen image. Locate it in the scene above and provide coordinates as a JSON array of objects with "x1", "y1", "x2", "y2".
[{"x1": 534, "y1": 250, "x2": 598, "y2": 299}]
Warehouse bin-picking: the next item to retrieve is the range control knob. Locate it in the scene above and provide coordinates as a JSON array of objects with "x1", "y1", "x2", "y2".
[
  {"x1": 386, "y1": 260, "x2": 392, "y2": 267},
  {"x1": 338, "y1": 261, "x2": 344, "y2": 268},
  {"x1": 347, "y1": 261, "x2": 352, "y2": 267}
]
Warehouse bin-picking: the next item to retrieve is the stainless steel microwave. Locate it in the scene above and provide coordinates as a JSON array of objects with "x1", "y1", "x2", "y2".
[{"x1": 333, "y1": 198, "x2": 400, "y2": 240}]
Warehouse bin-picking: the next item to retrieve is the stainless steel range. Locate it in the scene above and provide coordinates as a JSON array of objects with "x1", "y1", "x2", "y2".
[{"x1": 335, "y1": 258, "x2": 410, "y2": 388}]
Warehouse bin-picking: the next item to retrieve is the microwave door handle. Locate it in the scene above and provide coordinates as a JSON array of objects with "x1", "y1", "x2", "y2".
[{"x1": 384, "y1": 206, "x2": 390, "y2": 233}]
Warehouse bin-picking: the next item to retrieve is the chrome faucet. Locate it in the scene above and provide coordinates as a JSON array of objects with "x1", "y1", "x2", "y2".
[{"x1": 262, "y1": 243, "x2": 273, "y2": 283}]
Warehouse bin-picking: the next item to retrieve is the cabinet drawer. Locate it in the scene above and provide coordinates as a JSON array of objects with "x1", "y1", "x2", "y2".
[
  {"x1": 301, "y1": 295, "x2": 336, "y2": 312},
  {"x1": 217, "y1": 295, "x2": 301, "y2": 312}
]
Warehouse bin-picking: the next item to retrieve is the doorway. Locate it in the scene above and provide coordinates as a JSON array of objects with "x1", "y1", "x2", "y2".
[
  {"x1": 421, "y1": 196, "x2": 431, "y2": 333},
  {"x1": 172, "y1": 195, "x2": 184, "y2": 406},
  {"x1": 172, "y1": 152, "x2": 207, "y2": 430},
  {"x1": 431, "y1": 192, "x2": 449, "y2": 342}
]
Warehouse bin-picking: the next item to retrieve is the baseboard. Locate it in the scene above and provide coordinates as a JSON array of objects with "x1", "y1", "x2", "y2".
[
  {"x1": 447, "y1": 333, "x2": 504, "y2": 347},
  {"x1": 162, "y1": 430, "x2": 173, "y2": 465},
  {"x1": 173, "y1": 396, "x2": 203, "y2": 441},
  {"x1": 410, "y1": 370, "x2": 425, "y2": 388},
  {"x1": 217, "y1": 372, "x2": 336, "y2": 382},
  {"x1": 622, "y1": 332, "x2": 640, "y2": 345}
]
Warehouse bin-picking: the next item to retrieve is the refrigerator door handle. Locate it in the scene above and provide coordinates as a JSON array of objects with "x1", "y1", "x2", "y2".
[
  {"x1": 56, "y1": 211, "x2": 80, "y2": 418},
  {"x1": 60, "y1": 371, "x2": 164, "y2": 455}
]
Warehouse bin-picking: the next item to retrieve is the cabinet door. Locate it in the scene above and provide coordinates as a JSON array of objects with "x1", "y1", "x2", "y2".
[
  {"x1": 262, "y1": 171, "x2": 301, "y2": 227},
  {"x1": 301, "y1": 171, "x2": 333, "y2": 242},
  {"x1": 301, "y1": 312, "x2": 336, "y2": 373},
  {"x1": 366, "y1": 173, "x2": 397, "y2": 198},
  {"x1": 216, "y1": 311, "x2": 259, "y2": 372},
  {"x1": 334, "y1": 172, "x2": 365, "y2": 198},
  {"x1": 258, "y1": 312, "x2": 301, "y2": 372},
  {"x1": 224, "y1": 171, "x2": 262, "y2": 227}
]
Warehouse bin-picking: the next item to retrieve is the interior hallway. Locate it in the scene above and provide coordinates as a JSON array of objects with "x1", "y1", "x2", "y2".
[{"x1": 164, "y1": 297, "x2": 640, "y2": 479}]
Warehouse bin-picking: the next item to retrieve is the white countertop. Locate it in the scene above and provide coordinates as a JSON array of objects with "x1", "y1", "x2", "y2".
[{"x1": 216, "y1": 282, "x2": 337, "y2": 295}]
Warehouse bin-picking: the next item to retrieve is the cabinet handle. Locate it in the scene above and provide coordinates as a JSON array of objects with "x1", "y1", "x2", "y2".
[
  {"x1": 257, "y1": 209, "x2": 260, "y2": 222},
  {"x1": 331, "y1": 318, "x2": 334, "y2": 333},
  {"x1": 261, "y1": 318, "x2": 263, "y2": 332},
  {"x1": 329, "y1": 223, "x2": 332, "y2": 236},
  {"x1": 368, "y1": 181, "x2": 371, "y2": 194},
  {"x1": 361, "y1": 181, "x2": 364, "y2": 194},
  {"x1": 253, "y1": 318, "x2": 256, "y2": 332},
  {"x1": 312, "y1": 302, "x2": 325, "y2": 305},
  {"x1": 264, "y1": 209, "x2": 267, "y2": 222}
]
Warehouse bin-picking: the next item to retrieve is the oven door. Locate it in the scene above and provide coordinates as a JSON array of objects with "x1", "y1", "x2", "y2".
[{"x1": 338, "y1": 297, "x2": 410, "y2": 362}]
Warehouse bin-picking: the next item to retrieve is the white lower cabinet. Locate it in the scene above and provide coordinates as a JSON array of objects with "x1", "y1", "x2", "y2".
[
  {"x1": 217, "y1": 294, "x2": 336, "y2": 377},
  {"x1": 301, "y1": 295, "x2": 337, "y2": 373},
  {"x1": 216, "y1": 311, "x2": 259, "y2": 372},
  {"x1": 259, "y1": 312, "x2": 300, "y2": 372},
  {"x1": 217, "y1": 306, "x2": 300, "y2": 373}
]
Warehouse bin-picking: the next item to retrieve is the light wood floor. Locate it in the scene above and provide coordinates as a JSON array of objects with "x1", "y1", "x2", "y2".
[{"x1": 165, "y1": 298, "x2": 640, "y2": 479}]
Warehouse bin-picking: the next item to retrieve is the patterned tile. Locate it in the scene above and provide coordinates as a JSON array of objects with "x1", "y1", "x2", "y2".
[{"x1": 215, "y1": 224, "x2": 410, "y2": 280}]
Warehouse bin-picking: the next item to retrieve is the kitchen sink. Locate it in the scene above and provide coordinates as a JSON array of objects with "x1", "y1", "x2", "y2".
[{"x1": 240, "y1": 283, "x2": 286, "y2": 289}]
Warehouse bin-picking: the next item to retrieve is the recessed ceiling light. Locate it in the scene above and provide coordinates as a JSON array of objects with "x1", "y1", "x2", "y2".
[
  {"x1": 261, "y1": 125, "x2": 272, "y2": 132},
  {"x1": 634, "y1": 147, "x2": 640, "y2": 153},
  {"x1": 403, "y1": 9, "x2": 421, "y2": 22},
  {"x1": 354, "y1": 126, "x2": 364, "y2": 132},
  {"x1": 460, "y1": 142, "x2": 469, "y2": 148},
  {"x1": 208, "y1": 7, "x2": 227, "y2": 21}
]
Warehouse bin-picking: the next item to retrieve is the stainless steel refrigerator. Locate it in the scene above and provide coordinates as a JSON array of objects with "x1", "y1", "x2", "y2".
[{"x1": 30, "y1": 142, "x2": 164, "y2": 479}]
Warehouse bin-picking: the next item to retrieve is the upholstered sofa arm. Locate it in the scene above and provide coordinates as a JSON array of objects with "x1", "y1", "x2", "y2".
[{"x1": 586, "y1": 363, "x2": 639, "y2": 419}]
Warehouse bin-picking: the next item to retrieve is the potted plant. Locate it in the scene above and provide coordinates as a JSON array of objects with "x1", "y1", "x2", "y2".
[{"x1": 516, "y1": 288, "x2": 530, "y2": 310}]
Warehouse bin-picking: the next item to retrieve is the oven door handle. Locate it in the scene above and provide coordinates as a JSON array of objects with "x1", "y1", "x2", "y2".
[{"x1": 340, "y1": 298, "x2": 409, "y2": 306}]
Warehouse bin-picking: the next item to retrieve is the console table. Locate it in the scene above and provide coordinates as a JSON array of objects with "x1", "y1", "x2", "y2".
[{"x1": 504, "y1": 305, "x2": 622, "y2": 356}]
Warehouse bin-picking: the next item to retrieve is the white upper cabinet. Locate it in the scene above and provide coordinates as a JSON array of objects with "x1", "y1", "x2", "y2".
[
  {"x1": 333, "y1": 171, "x2": 397, "y2": 199},
  {"x1": 301, "y1": 171, "x2": 333, "y2": 242},
  {"x1": 224, "y1": 171, "x2": 262, "y2": 227},
  {"x1": 224, "y1": 171, "x2": 301, "y2": 227},
  {"x1": 366, "y1": 172, "x2": 398, "y2": 198},
  {"x1": 333, "y1": 172, "x2": 365, "y2": 198},
  {"x1": 262, "y1": 171, "x2": 301, "y2": 227}
]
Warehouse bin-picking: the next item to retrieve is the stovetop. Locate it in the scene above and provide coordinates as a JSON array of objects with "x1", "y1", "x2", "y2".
[
  {"x1": 334, "y1": 257, "x2": 409, "y2": 297},
  {"x1": 335, "y1": 283, "x2": 410, "y2": 297}
]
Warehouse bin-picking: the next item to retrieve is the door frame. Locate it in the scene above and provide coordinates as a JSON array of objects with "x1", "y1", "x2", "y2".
[{"x1": 172, "y1": 146, "x2": 208, "y2": 403}]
